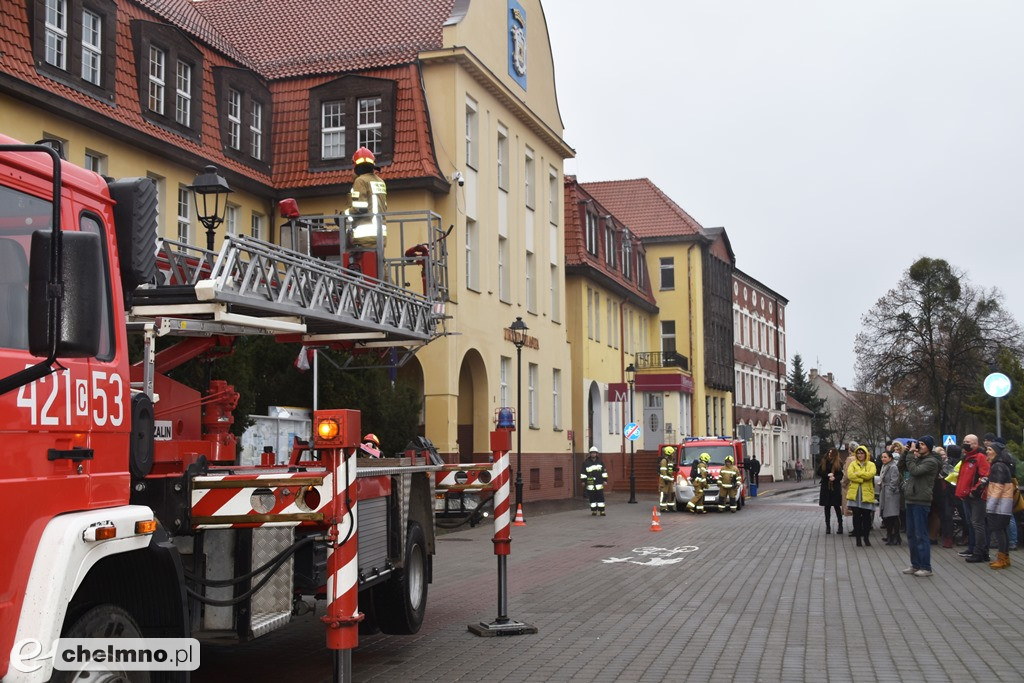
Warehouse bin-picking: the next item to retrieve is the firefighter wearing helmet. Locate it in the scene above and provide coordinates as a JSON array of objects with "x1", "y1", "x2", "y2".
[
  {"x1": 580, "y1": 446, "x2": 609, "y2": 515},
  {"x1": 718, "y1": 454, "x2": 740, "y2": 512},
  {"x1": 345, "y1": 146, "x2": 388, "y2": 255},
  {"x1": 359, "y1": 433, "x2": 382, "y2": 458},
  {"x1": 658, "y1": 445, "x2": 677, "y2": 512},
  {"x1": 687, "y1": 452, "x2": 711, "y2": 513}
]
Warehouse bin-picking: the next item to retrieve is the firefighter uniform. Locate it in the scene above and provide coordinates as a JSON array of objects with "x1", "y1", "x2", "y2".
[
  {"x1": 581, "y1": 447, "x2": 608, "y2": 515},
  {"x1": 346, "y1": 146, "x2": 388, "y2": 248},
  {"x1": 658, "y1": 446, "x2": 677, "y2": 512},
  {"x1": 717, "y1": 455, "x2": 740, "y2": 512},
  {"x1": 687, "y1": 453, "x2": 711, "y2": 513}
]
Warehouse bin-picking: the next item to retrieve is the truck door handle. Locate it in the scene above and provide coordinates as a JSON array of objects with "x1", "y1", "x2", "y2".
[{"x1": 48, "y1": 447, "x2": 95, "y2": 462}]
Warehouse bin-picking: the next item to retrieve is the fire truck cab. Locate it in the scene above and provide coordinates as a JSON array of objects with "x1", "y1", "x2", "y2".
[{"x1": 0, "y1": 136, "x2": 450, "y2": 682}]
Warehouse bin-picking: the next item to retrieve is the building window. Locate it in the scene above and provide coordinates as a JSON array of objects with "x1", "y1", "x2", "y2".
[
  {"x1": 606, "y1": 299, "x2": 613, "y2": 347},
  {"x1": 594, "y1": 291, "x2": 601, "y2": 343},
  {"x1": 466, "y1": 218, "x2": 479, "y2": 291},
  {"x1": 134, "y1": 21, "x2": 203, "y2": 137},
  {"x1": 552, "y1": 369, "x2": 561, "y2": 429},
  {"x1": 526, "y1": 252, "x2": 536, "y2": 313},
  {"x1": 500, "y1": 357, "x2": 510, "y2": 408},
  {"x1": 250, "y1": 101, "x2": 263, "y2": 159},
  {"x1": 250, "y1": 212, "x2": 264, "y2": 240},
  {"x1": 81, "y1": 8, "x2": 101, "y2": 85},
  {"x1": 622, "y1": 235, "x2": 632, "y2": 279},
  {"x1": 587, "y1": 288, "x2": 593, "y2": 339},
  {"x1": 225, "y1": 204, "x2": 238, "y2": 236},
  {"x1": 84, "y1": 149, "x2": 106, "y2": 175},
  {"x1": 497, "y1": 127, "x2": 509, "y2": 191},
  {"x1": 661, "y1": 320, "x2": 676, "y2": 355},
  {"x1": 549, "y1": 168, "x2": 559, "y2": 225},
  {"x1": 226, "y1": 89, "x2": 243, "y2": 150},
  {"x1": 585, "y1": 212, "x2": 598, "y2": 255},
  {"x1": 498, "y1": 235, "x2": 510, "y2": 302},
  {"x1": 309, "y1": 75, "x2": 396, "y2": 169},
  {"x1": 45, "y1": 0, "x2": 68, "y2": 70},
  {"x1": 175, "y1": 60, "x2": 192, "y2": 127},
  {"x1": 638, "y1": 257, "x2": 646, "y2": 288},
  {"x1": 550, "y1": 264, "x2": 560, "y2": 322},
  {"x1": 465, "y1": 97, "x2": 479, "y2": 169},
  {"x1": 604, "y1": 220, "x2": 616, "y2": 268},
  {"x1": 528, "y1": 363, "x2": 538, "y2": 428},
  {"x1": 524, "y1": 147, "x2": 535, "y2": 209},
  {"x1": 148, "y1": 46, "x2": 165, "y2": 115},
  {"x1": 554, "y1": 467, "x2": 564, "y2": 488},
  {"x1": 176, "y1": 186, "x2": 190, "y2": 244},
  {"x1": 357, "y1": 96, "x2": 383, "y2": 153},
  {"x1": 660, "y1": 257, "x2": 674, "y2": 290}
]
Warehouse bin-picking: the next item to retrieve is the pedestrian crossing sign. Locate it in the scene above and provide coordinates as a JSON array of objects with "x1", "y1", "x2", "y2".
[{"x1": 943, "y1": 434, "x2": 956, "y2": 447}]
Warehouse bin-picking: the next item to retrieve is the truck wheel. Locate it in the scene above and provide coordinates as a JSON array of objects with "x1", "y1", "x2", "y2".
[
  {"x1": 675, "y1": 499, "x2": 685, "y2": 512},
  {"x1": 373, "y1": 521, "x2": 428, "y2": 634},
  {"x1": 51, "y1": 605, "x2": 150, "y2": 683}
]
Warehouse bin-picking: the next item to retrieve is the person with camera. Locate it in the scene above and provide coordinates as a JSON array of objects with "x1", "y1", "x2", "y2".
[
  {"x1": 985, "y1": 441, "x2": 1016, "y2": 569},
  {"x1": 955, "y1": 434, "x2": 990, "y2": 563},
  {"x1": 901, "y1": 436, "x2": 941, "y2": 577}
]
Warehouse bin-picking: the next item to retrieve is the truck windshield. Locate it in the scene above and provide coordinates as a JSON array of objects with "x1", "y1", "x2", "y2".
[
  {"x1": 0, "y1": 186, "x2": 44, "y2": 350},
  {"x1": 682, "y1": 445, "x2": 735, "y2": 466}
]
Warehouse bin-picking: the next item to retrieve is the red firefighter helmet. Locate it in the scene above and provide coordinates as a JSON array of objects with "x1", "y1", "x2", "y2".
[
  {"x1": 362, "y1": 433, "x2": 380, "y2": 447},
  {"x1": 352, "y1": 146, "x2": 375, "y2": 167}
]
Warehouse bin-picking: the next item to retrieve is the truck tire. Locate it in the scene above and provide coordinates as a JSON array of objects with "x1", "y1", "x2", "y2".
[
  {"x1": 372, "y1": 521, "x2": 428, "y2": 634},
  {"x1": 51, "y1": 605, "x2": 150, "y2": 683}
]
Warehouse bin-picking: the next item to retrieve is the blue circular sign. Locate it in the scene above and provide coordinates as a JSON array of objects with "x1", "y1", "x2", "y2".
[
  {"x1": 624, "y1": 422, "x2": 641, "y2": 441},
  {"x1": 984, "y1": 372, "x2": 1012, "y2": 398}
]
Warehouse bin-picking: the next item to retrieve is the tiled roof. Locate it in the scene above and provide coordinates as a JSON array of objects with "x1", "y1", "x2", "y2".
[
  {"x1": 191, "y1": 0, "x2": 455, "y2": 79},
  {"x1": 563, "y1": 176, "x2": 657, "y2": 307},
  {"x1": 786, "y1": 395, "x2": 814, "y2": 415},
  {"x1": 580, "y1": 178, "x2": 706, "y2": 239},
  {"x1": 138, "y1": 0, "x2": 254, "y2": 67}
]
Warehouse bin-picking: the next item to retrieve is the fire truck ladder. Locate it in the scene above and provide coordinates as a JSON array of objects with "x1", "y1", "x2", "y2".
[{"x1": 131, "y1": 214, "x2": 448, "y2": 344}]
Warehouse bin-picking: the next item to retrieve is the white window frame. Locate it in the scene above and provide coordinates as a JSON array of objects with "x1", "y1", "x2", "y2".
[
  {"x1": 465, "y1": 97, "x2": 479, "y2": 169},
  {"x1": 498, "y1": 235, "x2": 510, "y2": 302},
  {"x1": 176, "y1": 185, "x2": 191, "y2": 244},
  {"x1": 250, "y1": 101, "x2": 263, "y2": 159},
  {"x1": 321, "y1": 101, "x2": 345, "y2": 159},
  {"x1": 552, "y1": 368, "x2": 562, "y2": 430},
  {"x1": 228, "y1": 88, "x2": 242, "y2": 151},
  {"x1": 497, "y1": 127, "x2": 509, "y2": 192},
  {"x1": 548, "y1": 167, "x2": 558, "y2": 226},
  {"x1": 148, "y1": 45, "x2": 166, "y2": 115},
  {"x1": 526, "y1": 252, "x2": 536, "y2": 313},
  {"x1": 528, "y1": 363, "x2": 538, "y2": 428},
  {"x1": 81, "y1": 8, "x2": 102, "y2": 85},
  {"x1": 357, "y1": 96, "x2": 383, "y2": 154},
  {"x1": 606, "y1": 299, "x2": 613, "y2": 347},
  {"x1": 587, "y1": 288, "x2": 593, "y2": 339},
  {"x1": 175, "y1": 60, "x2": 192, "y2": 127},
  {"x1": 524, "y1": 147, "x2": 535, "y2": 209},
  {"x1": 500, "y1": 357, "x2": 510, "y2": 408},
  {"x1": 585, "y1": 212, "x2": 598, "y2": 255},
  {"x1": 659, "y1": 257, "x2": 674, "y2": 290},
  {"x1": 550, "y1": 264, "x2": 560, "y2": 323},
  {"x1": 661, "y1": 320, "x2": 676, "y2": 355},
  {"x1": 594, "y1": 291, "x2": 601, "y2": 343},
  {"x1": 84, "y1": 149, "x2": 106, "y2": 175},
  {"x1": 465, "y1": 218, "x2": 479, "y2": 291},
  {"x1": 250, "y1": 212, "x2": 264, "y2": 240},
  {"x1": 225, "y1": 204, "x2": 238, "y2": 236},
  {"x1": 45, "y1": 0, "x2": 68, "y2": 70},
  {"x1": 604, "y1": 220, "x2": 616, "y2": 268}
]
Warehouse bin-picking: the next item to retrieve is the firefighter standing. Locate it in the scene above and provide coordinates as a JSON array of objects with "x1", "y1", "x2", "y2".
[
  {"x1": 359, "y1": 433, "x2": 382, "y2": 458},
  {"x1": 718, "y1": 454, "x2": 740, "y2": 512},
  {"x1": 687, "y1": 452, "x2": 712, "y2": 513},
  {"x1": 345, "y1": 147, "x2": 388, "y2": 278},
  {"x1": 658, "y1": 446, "x2": 677, "y2": 512},
  {"x1": 581, "y1": 447, "x2": 608, "y2": 515}
]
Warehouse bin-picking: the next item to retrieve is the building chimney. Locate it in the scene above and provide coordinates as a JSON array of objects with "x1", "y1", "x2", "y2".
[
  {"x1": 827, "y1": 372, "x2": 834, "y2": 383},
  {"x1": 809, "y1": 368, "x2": 818, "y2": 379}
]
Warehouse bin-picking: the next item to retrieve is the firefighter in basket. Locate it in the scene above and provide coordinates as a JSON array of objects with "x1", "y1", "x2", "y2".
[
  {"x1": 718, "y1": 454, "x2": 740, "y2": 512},
  {"x1": 658, "y1": 446, "x2": 677, "y2": 512},
  {"x1": 581, "y1": 446, "x2": 609, "y2": 515},
  {"x1": 344, "y1": 146, "x2": 387, "y2": 278},
  {"x1": 687, "y1": 452, "x2": 712, "y2": 514},
  {"x1": 359, "y1": 433, "x2": 382, "y2": 458}
]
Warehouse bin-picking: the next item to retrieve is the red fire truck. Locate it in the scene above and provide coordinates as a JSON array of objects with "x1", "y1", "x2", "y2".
[
  {"x1": 0, "y1": 136, "x2": 453, "y2": 681},
  {"x1": 662, "y1": 436, "x2": 747, "y2": 511}
]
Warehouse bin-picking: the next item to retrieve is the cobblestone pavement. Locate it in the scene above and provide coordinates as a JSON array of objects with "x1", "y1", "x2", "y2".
[{"x1": 193, "y1": 482, "x2": 1024, "y2": 682}]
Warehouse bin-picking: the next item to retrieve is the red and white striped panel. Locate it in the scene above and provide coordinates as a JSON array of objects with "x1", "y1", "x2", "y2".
[
  {"x1": 435, "y1": 463, "x2": 500, "y2": 491},
  {"x1": 191, "y1": 470, "x2": 333, "y2": 529},
  {"x1": 492, "y1": 450, "x2": 510, "y2": 551},
  {"x1": 324, "y1": 447, "x2": 360, "y2": 650}
]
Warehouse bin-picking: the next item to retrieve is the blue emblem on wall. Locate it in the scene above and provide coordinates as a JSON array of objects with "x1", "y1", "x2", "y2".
[{"x1": 508, "y1": 0, "x2": 527, "y2": 90}]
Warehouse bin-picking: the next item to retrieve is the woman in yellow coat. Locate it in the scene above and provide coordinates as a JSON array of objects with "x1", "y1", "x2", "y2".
[{"x1": 846, "y1": 445, "x2": 878, "y2": 547}]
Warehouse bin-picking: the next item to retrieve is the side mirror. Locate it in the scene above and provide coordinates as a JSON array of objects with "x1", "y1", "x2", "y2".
[{"x1": 29, "y1": 230, "x2": 103, "y2": 358}]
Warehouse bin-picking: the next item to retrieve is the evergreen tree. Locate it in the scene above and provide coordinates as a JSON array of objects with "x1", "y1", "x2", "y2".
[{"x1": 789, "y1": 354, "x2": 832, "y2": 455}]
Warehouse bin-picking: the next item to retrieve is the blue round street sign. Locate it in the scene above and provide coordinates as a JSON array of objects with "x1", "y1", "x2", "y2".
[
  {"x1": 984, "y1": 372, "x2": 1012, "y2": 398},
  {"x1": 624, "y1": 422, "x2": 641, "y2": 441}
]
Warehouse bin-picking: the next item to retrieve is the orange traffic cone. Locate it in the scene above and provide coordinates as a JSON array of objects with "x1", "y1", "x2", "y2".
[
  {"x1": 512, "y1": 503, "x2": 526, "y2": 527},
  {"x1": 650, "y1": 506, "x2": 662, "y2": 532}
]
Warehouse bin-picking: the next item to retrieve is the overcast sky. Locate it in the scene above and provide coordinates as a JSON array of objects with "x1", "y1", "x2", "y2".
[{"x1": 543, "y1": 0, "x2": 1024, "y2": 388}]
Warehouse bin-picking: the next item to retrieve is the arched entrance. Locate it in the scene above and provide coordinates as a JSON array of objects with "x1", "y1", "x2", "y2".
[
  {"x1": 457, "y1": 350, "x2": 488, "y2": 463},
  {"x1": 397, "y1": 357, "x2": 426, "y2": 436}
]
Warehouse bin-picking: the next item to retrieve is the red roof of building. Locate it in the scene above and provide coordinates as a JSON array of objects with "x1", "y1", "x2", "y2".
[
  {"x1": 190, "y1": 0, "x2": 455, "y2": 79},
  {"x1": 580, "y1": 178, "x2": 706, "y2": 239}
]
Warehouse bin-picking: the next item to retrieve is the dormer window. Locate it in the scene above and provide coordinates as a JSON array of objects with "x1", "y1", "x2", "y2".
[
  {"x1": 309, "y1": 75, "x2": 396, "y2": 170},
  {"x1": 214, "y1": 68, "x2": 272, "y2": 171},
  {"x1": 33, "y1": 0, "x2": 116, "y2": 100},
  {"x1": 132, "y1": 21, "x2": 202, "y2": 139}
]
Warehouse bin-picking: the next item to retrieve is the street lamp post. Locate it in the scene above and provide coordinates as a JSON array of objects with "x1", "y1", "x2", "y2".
[
  {"x1": 509, "y1": 317, "x2": 528, "y2": 510},
  {"x1": 626, "y1": 363, "x2": 637, "y2": 504},
  {"x1": 188, "y1": 165, "x2": 233, "y2": 251}
]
